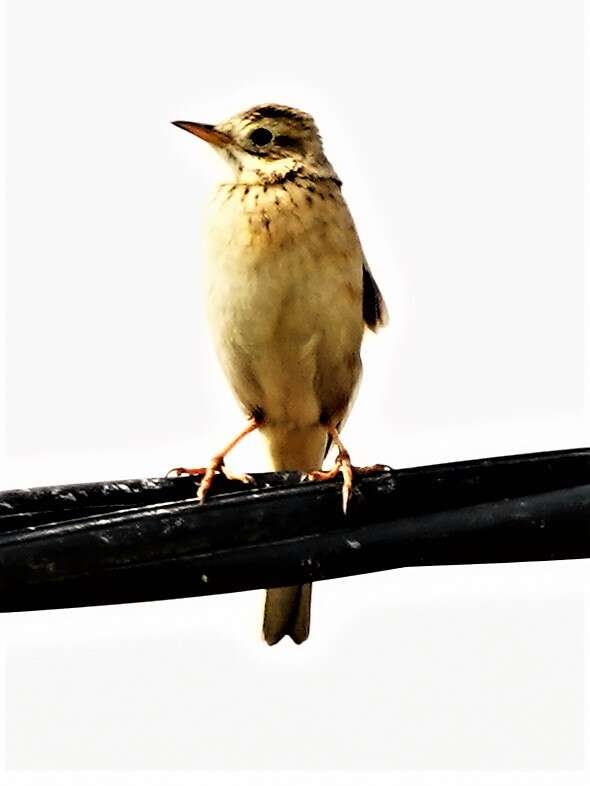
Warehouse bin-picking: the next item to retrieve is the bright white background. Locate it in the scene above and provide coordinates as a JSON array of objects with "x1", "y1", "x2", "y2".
[{"x1": 0, "y1": 0, "x2": 588, "y2": 782}]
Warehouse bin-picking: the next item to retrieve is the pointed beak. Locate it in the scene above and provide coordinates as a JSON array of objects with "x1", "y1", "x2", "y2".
[{"x1": 171, "y1": 120, "x2": 232, "y2": 148}]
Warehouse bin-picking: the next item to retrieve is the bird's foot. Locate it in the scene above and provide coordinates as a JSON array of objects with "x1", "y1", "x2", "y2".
[
  {"x1": 306, "y1": 459, "x2": 387, "y2": 514},
  {"x1": 305, "y1": 449, "x2": 354, "y2": 514},
  {"x1": 167, "y1": 459, "x2": 253, "y2": 503},
  {"x1": 166, "y1": 418, "x2": 259, "y2": 503},
  {"x1": 354, "y1": 463, "x2": 390, "y2": 475}
]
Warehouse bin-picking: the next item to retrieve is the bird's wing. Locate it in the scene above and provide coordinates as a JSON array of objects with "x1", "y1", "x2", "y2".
[
  {"x1": 323, "y1": 257, "x2": 387, "y2": 460},
  {"x1": 362, "y1": 257, "x2": 389, "y2": 332}
]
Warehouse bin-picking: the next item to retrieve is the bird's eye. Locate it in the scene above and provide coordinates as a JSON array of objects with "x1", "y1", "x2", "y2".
[{"x1": 249, "y1": 127, "x2": 273, "y2": 146}]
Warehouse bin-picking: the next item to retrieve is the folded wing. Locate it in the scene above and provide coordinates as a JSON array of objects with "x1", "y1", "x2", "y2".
[{"x1": 362, "y1": 260, "x2": 388, "y2": 331}]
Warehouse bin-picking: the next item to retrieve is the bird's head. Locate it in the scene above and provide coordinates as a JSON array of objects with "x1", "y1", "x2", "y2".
[{"x1": 172, "y1": 104, "x2": 337, "y2": 183}]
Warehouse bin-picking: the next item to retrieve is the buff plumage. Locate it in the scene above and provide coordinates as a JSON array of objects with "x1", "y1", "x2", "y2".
[{"x1": 172, "y1": 104, "x2": 387, "y2": 645}]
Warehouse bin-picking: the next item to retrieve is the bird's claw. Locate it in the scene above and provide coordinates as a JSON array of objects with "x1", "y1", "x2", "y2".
[
  {"x1": 304, "y1": 459, "x2": 385, "y2": 514},
  {"x1": 166, "y1": 466, "x2": 208, "y2": 478},
  {"x1": 304, "y1": 455, "x2": 353, "y2": 514},
  {"x1": 220, "y1": 467, "x2": 254, "y2": 485},
  {"x1": 304, "y1": 463, "x2": 343, "y2": 483},
  {"x1": 167, "y1": 461, "x2": 254, "y2": 503},
  {"x1": 354, "y1": 463, "x2": 389, "y2": 475}
]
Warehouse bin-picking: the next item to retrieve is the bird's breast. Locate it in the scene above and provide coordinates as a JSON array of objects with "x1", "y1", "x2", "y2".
[
  {"x1": 209, "y1": 179, "x2": 355, "y2": 256},
  {"x1": 203, "y1": 178, "x2": 364, "y2": 427},
  {"x1": 205, "y1": 179, "x2": 363, "y2": 310}
]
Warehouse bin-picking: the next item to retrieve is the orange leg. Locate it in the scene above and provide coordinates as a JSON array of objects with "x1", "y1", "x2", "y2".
[
  {"x1": 306, "y1": 427, "x2": 386, "y2": 514},
  {"x1": 167, "y1": 418, "x2": 259, "y2": 503}
]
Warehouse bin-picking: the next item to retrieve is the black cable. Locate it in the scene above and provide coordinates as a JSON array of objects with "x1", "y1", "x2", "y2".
[{"x1": 0, "y1": 448, "x2": 588, "y2": 613}]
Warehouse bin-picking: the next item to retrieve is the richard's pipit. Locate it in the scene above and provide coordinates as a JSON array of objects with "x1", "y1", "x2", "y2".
[{"x1": 171, "y1": 104, "x2": 387, "y2": 644}]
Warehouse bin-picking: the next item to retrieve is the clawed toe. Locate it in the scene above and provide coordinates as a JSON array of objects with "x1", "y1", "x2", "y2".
[
  {"x1": 166, "y1": 466, "x2": 208, "y2": 478},
  {"x1": 196, "y1": 462, "x2": 254, "y2": 502},
  {"x1": 354, "y1": 463, "x2": 389, "y2": 475},
  {"x1": 304, "y1": 466, "x2": 342, "y2": 483},
  {"x1": 167, "y1": 459, "x2": 254, "y2": 504},
  {"x1": 303, "y1": 448, "x2": 384, "y2": 514},
  {"x1": 340, "y1": 461, "x2": 354, "y2": 514},
  {"x1": 305, "y1": 454, "x2": 354, "y2": 515},
  {"x1": 220, "y1": 466, "x2": 254, "y2": 485},
  {"x1": 196, "y1": 463, "x2": 221, "y2": 503},
  {"x1": 166, "y1": 419, "x2": 260, "y2": 503}
]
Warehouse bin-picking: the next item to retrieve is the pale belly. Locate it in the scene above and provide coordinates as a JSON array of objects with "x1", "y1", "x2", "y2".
[{"x1": 204, "y1": 181, "x2": 364, "y2": 429}]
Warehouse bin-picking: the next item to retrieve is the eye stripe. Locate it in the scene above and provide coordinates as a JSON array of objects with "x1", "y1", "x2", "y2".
[{"x1": 274, "y1": 135, "x2": 301, "y2": 150}]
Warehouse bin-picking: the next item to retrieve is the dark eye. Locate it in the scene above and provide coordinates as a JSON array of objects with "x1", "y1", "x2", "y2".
[{"x1": 249, "y1": 127, "x2": 273, "y2": 146}]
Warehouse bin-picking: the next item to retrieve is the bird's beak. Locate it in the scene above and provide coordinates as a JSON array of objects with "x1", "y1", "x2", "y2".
[{"x1": 171, "y1": 120, "x2": 231, "y2": 148}]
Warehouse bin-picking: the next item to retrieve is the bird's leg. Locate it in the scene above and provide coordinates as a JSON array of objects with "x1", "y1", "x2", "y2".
[
  {"x1": 167, "y1": 418, "x2": 258, "y2": 503},
  {"x1": 306, "y1": 427, "x2": 354, "y2": 513}
]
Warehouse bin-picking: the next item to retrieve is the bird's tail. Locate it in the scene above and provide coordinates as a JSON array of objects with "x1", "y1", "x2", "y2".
[{"x1": 260, "y1": 424, "x2": 327, "y2": 646}]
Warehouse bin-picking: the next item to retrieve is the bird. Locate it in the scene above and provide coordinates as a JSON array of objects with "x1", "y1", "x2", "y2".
[{"x1": 170, "y1": 103, "x2": 388, "y2": 645}]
